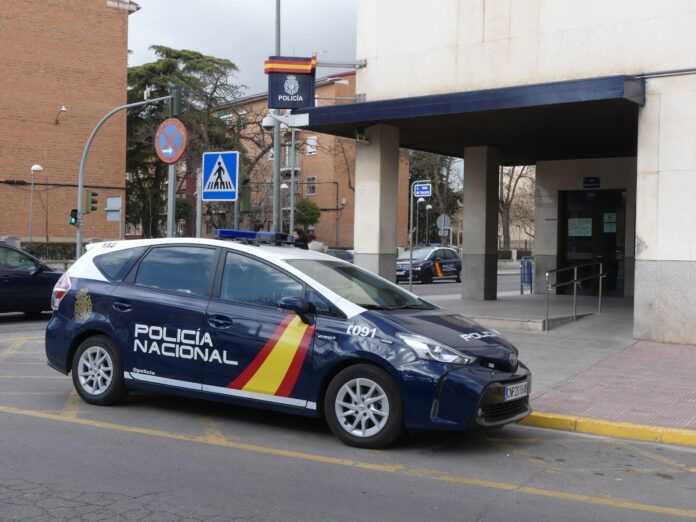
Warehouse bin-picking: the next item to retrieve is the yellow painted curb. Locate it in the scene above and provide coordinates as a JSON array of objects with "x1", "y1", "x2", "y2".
[{"x1": 520, "y1": 412, "x2": 696, "y2": 448}]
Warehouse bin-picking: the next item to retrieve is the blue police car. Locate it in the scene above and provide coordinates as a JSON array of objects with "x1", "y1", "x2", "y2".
[
  {"x1": 45, "y1": 235, "x2": 530, "y2": 448},
  {"x1": 396, "y1": 246, "x2": 462, "y2": 284}
]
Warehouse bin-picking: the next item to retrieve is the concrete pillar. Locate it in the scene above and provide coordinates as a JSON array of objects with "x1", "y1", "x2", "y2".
[
  {"x1": 353, "y1": 124, "x2": 400, "y2": 280},
  {"x1": 461, "y1": 147, "x2": 499, "y2": 300},
  {"x1": 634, "y1": 75, "x2": 696, "y2": 344}
]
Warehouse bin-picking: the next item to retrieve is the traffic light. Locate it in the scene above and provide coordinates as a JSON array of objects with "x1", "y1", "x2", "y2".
[
  {"x1": 69, "y1": 209, "x2": 78, "y2": 226},
  {"x1": 83, "y1": 189, "x2": 99, "y2": 214},
  {"x1": 170, "y1": 85, "x2": 182, "y2": 117}
]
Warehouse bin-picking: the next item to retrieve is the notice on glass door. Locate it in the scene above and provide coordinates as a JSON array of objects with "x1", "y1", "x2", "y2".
[
  {"x1": 603, "y1": 212, "x2": 617, "y2": 233},
  {"x1": 568, "y1": 218, "x2": 592, "y2": 237}
]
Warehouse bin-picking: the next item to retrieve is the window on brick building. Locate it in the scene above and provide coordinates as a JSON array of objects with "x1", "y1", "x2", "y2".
[
  {"x1": 306, "y1": 176, "x2": 317, "y2": 196},
  {"x1": 306, "y1": 136, "x2": 317, "y2": 155}
]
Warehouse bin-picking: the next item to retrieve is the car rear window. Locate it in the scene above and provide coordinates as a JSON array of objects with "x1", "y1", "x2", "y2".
[{"x1": 93, "y1": 246, "x2": 147, "y2": 282}]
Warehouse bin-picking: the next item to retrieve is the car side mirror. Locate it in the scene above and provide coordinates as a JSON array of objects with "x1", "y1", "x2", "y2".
[{"x1": 277, "y1": 296, "x2": 315, "y2": 324}]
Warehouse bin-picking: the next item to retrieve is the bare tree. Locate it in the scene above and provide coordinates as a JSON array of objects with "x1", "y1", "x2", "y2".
[
  {"x1": 498, "y1": 165, "x2": 534, "y2": 250},
  {"x1": 510, "y1": 177, "x2": 536, "y2": 240}
]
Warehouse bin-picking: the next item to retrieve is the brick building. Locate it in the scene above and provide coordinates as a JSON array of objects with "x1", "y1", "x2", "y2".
[
  {"x1": 214, "y1": 72, "x2": 409, "y2": 249},
  {"x1": 0, "y1": 0, "x2": 136, "y2": 245}
]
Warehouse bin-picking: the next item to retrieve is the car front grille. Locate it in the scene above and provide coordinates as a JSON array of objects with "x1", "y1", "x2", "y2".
[{"x1": 480, "y1": 398, "x2": 529, "y2": 424}]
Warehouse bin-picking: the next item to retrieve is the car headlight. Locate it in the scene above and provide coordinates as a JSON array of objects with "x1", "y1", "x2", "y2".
[
  {"x1": 396, "y1": 333, "x2": 475, "y2": 365},
  {"x1": 412, "y1": 266, "x2": 421, "y2": 271}
]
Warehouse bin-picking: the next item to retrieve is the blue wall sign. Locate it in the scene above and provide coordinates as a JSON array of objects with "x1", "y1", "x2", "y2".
[
  {"x1": 202, "y1": 151, "x2": 239, "y2": 202},
  {"x1": 583, "y1": 176, "x2": 601, "y2": 189},
  {"x1": 413, "y1": 182, "x2": 432, "y2": 197}
]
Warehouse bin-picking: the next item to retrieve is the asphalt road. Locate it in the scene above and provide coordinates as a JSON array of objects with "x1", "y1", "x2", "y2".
[{"x1": 1, "y1": 318, "x2": 695, "y2": 521}]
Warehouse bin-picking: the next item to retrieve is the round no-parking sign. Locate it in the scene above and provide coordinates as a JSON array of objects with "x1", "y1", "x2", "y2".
[{"x1": 155, "y1": 118, "x2": 187, "y2": 164}]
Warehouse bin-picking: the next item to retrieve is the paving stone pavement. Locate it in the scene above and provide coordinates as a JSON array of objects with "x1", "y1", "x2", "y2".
[{"x1": 531, "y1": 341, "x2": 696, "y2": 430}]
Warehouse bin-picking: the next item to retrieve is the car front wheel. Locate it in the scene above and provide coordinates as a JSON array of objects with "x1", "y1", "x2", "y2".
[
  {"x1": 71, "y1": 335, "x2": 125, "y2": 406},
  {"x1": 324, "y1": 364, "x2": 403, "y2": 448}
]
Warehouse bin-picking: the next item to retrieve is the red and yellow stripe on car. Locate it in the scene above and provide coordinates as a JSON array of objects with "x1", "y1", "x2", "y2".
[
  {"x1": 228, "y1": 315, "x2": 314, "y2": 397},
  {"x1": 434, "y1": 260, "x2": 445, "y2": 278}
]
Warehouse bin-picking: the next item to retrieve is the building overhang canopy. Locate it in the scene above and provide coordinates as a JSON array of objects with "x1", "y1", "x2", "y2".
[{"x1": 293, "y1": 75, "x2": 644, "y2": 164}]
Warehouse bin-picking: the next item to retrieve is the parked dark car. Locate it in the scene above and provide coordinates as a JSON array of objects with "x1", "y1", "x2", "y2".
[
  {"x1": 396, "y1": 247, "x2": 462, "y2": 284},
  {"x1": 326, "y1": 248, "x2": 354, "y2": 263},
  {"x1": 0, "y1": 243, "x2": 62, "y2": 315}
]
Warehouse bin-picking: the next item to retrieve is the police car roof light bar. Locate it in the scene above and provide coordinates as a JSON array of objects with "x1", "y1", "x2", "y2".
[{"x1": 215, "y1": 229, "x2": 291, "y2": 246}]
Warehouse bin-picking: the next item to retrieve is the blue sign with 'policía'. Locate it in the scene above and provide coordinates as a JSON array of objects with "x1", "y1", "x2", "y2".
[{"x1": 202, "y1": 151, "x2": 239, "y2": 202}]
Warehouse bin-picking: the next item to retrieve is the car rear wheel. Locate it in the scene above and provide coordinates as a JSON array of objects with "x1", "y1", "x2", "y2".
[
  {"x1": 455, "y1": 272, "x2": 462, "y2": 283},
  {"x1": 324, "y1": 364, "x2": 403, "y2": 448},
  {"x1": 71, "y1": 335, "x2": 125, "y2": 406},
  {"x1": 421, "y1": 270, "x2": 433, "y2": 284}
]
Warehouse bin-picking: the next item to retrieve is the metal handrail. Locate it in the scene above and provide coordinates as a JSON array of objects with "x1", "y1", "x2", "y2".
[{"x1": 544, "y1": 262, "x2": 607, "y2": 331}]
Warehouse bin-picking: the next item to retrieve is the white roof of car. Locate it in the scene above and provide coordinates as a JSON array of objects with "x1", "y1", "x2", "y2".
[{"x1": 72, "y1": 238, "x2": 379, "y2": 318}]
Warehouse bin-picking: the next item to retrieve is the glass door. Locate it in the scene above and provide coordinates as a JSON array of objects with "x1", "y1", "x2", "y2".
[{"x1": 557, "y1": 190, "x2": 626, "y2": 297}]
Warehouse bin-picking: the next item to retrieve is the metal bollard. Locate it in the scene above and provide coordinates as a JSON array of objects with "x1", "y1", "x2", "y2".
[
  {"x1": 572, "y1": 266, "x2": 578, "y2": 322},
  {"x1": 598, "y1": 262, "x2": 603, "y2": 314},
  {"x1": 545, "y1": 272, "x2": 550, "y2": 331}
]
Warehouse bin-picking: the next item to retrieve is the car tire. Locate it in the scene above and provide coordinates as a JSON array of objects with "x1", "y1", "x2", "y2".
[
  {"x1": 421, "y1": 270, "x2": 433, "y2": 284},
  {"x1": 324, "y1": 364, "x2": 404, "y2": 449},
  {"x1": 71, "y1": 335, "x2": 125, "y2": 406},
  {"x1": 455, "y1": 273, "x2": 462, "y2": 283}
]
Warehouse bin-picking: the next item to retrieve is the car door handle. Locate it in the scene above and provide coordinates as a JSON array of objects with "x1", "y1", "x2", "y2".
[
  {"x1": 208, "y1": 315, "x2": 233, "y2": 329},
  {"x1": 0, "y1": 276, "x2": 10, "y2": 283},
  {"x1": 112, "y1": 301, "x2": 132, "y2": 313}
]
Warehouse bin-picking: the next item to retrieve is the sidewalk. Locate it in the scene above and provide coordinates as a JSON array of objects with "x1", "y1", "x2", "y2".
[{"x1": 435, "y1": 295, "x2": 696, "y2": 446}]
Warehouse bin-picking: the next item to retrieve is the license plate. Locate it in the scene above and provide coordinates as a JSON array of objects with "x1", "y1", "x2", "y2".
[
  {"x1": 504, "y1": 380, "x2": 528, "y2": 402},
  {"x1": 396, "y1": 271, "x2": 405, "y2": 276}
]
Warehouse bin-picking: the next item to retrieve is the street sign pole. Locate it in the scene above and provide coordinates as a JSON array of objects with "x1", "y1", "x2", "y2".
[
  {"x1": 408, "y1": 179, "x2": 431, "y2": 293},
  {"x1": 196, "y1": 171, "x2": 202, "y2": 238},
  {"x1": 166, "y1": 163, "x2": 176, "y2": 237},
  {"x1": 76, "y1": 94, "x2": 172, "y2": 258},
  {"x1": 271, "y1": 0, "x2": 281, "y2": 232},
  {"x1": 289, "y1": 127, "x2": 296, "y2": 232}
]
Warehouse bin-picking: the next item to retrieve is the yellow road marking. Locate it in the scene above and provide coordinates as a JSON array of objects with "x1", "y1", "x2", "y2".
[
  {"x1": 0, "y1": 335, "x2": 44, "y2": 343},
  {"x1": 2, "y1": 362, "x2": 46, "y2": 365},
  {"x1": 0, "y1": 340, "x2": 27, "y2": 361},
  {"x1": 0, "y1": 404, "x2": 694, "y2": 518},
  {"x1": 61, "y1": 390, "x2": 80, "y2": 419},
  {"x1": 619, "y1": 442, "x2": 696, "y2": 474}
]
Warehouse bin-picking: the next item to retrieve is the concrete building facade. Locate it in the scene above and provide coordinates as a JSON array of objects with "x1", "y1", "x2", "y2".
[
  {"x1": 293, "y1": 0, "x2": 696, "y2": 344},
  {"x1": 0, "y1": 0, "x2": 135, "y2": 244}
]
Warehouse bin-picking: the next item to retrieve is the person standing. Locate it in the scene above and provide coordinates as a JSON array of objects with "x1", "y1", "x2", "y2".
[
  {"x1": 307, "y1": 233, "x2": 327, "y2": 253},
  {"x1": 292, "y1": 228, "x2": 309, "y2": 250}
]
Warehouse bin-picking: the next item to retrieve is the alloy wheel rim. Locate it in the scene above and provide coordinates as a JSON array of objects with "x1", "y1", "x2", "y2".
[
  {"x1": 77, "y1": 346, "x2": 113, "y2": 396},
  {"x1": 335, "y1": 377, "x2": 389, "y2": 438}
]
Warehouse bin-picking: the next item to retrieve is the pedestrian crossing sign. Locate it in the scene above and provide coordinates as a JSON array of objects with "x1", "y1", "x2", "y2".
[{"x1": 202, "y1": 151, "x2": 239, "y2": 201}]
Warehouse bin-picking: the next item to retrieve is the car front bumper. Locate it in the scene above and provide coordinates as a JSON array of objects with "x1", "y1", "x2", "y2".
[{"x1": 397, "y1": 360, "x2": 532, "y2": 431}]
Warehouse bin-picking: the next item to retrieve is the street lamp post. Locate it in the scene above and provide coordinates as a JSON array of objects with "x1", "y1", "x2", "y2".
[
  {"x1": 416, "y1": 197, "x2": 425, "y2": 246},
  {"x1": 425, "y1": 204, "x2": 433, "y2": 244},
  {"x1": 29, "y1": 165, "x2": 43, "y2": 243},
  {"x1": 280, "y1": 182, "x2": 289, "y2": 233}
]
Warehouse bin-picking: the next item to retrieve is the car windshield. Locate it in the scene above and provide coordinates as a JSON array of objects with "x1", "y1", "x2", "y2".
[
  {"x1": 397, "y1": 248, "x2": 431, "y2": 262},
  {"x1": 285, "y1": 259, "x2": 436, "y2": 310}
]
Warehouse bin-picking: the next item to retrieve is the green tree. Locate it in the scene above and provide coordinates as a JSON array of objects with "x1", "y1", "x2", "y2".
[
  {"x1": 294, "y1": 199, "x2": 322, "y2": 230},
  {"x1": 126, "y1": 46, "x2": 243, "y2": 237}
]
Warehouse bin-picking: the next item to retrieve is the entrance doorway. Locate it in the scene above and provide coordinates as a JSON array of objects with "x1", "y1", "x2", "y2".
[{"x1": 557, "y1": 190, "x2": 626, "y2": 297}]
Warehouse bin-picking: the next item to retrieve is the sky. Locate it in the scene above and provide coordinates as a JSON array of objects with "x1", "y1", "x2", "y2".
[{"x1": 128, "y1": 0, "x2": 357, "y2": 95}]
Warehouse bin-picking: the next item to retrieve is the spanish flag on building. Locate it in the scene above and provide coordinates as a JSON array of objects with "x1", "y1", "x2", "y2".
[{"x1": 264, "y1": 55, "x2": 317, "y2": 74}]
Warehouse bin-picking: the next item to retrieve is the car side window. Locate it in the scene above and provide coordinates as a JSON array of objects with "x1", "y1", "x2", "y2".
[
  {"x1": 445, "y1": 249, "x2": 458, "y2": 260},
  {"x1": 94, "y1": 246, "x2": 147, "y2": 282},
  {"x1": 134, "y1": 246, "x2": 217, "y2": 296},
  {"x1": 0, "y1": 247, "x2": 36, "y2": 270},
  {"x1": 220, "y1": 251, "x2": 303, "y2": 307}
]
